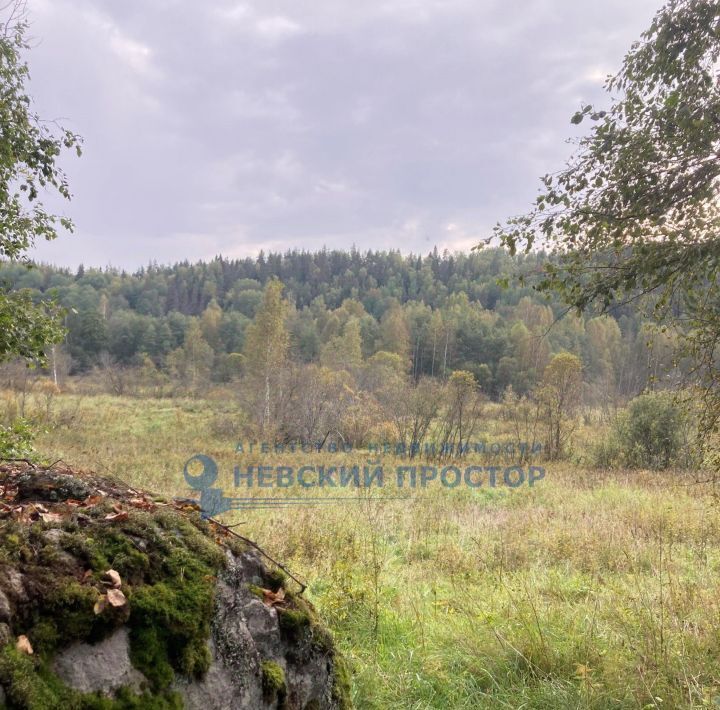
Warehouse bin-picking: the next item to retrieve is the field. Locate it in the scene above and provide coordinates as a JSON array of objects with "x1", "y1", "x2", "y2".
[{"x1": 22, "y1": 391, "x2": 720, "y2": 709}]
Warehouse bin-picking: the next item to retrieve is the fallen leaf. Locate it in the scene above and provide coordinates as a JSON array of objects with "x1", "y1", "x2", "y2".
[
  {"x1": 104, "y1": 569, "x2": 122, "y2": 588},
  {"x1": 16, "y1": 635, "x2": 33, "y2": 655},
  {"x1": 39, "y1": 512, "x2": 63, "y2": 523},
  {"x1": 104, "y1": 511, "x2": 129, "y2": 522},
  {"x1": 575, "y1": 663, "x2": 592, "y2": 679},
  {"x1": 106, "y1": 589, "x2": 127, "y2": 608},
  {"x1": 93, "y1": 597, "x2": 107, "y2": 615},
  {"x1": 261, "y1": 587, "x2": 286, "y2": 607},
  {"x1": 129, "y1": 497, "x2": 156, "y2": 511}
]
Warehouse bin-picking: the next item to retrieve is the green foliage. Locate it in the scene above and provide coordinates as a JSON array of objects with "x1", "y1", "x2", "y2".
[
  {"x1": 0, "y1": 249, "x2": 665, "y2": 404},
  {"x1": 277, "y1": 607, "x2": 311, "y2": 637},
  {"x1": 0, "y1": 417, "x2": 37, "y2": 459},
  {"x1": 615, "y1": 392, "x2": 687, "y2": 469},
  {"x1": 494, "y1": 0, "x2": 720, "y2": 446},
  {"x1": 330, "y1": 656, "x2": 353, "y2": 710},
  {"x1": 0, "y1": 18, "x2": 81, "y2": 260},
  {"x1": 0, "y1": 12, "x2": 80, "y2": 366},
  {"x1": 0, "y1": 291, "x2": 65, "y2": 366}
]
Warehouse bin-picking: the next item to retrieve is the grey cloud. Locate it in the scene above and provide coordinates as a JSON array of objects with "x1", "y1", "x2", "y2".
[{"x1": 26, "y1": 0, "x2": 663, "y2": 268}]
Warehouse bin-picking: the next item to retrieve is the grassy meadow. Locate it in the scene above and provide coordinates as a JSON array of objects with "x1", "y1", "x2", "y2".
[{"x1": 13, "y1": 389, "x2": 720, "y2": 709}]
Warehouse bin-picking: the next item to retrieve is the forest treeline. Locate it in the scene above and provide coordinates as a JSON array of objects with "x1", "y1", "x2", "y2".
[{"x1": 0, "y1": 248, "x2": 679, "y2": 407}]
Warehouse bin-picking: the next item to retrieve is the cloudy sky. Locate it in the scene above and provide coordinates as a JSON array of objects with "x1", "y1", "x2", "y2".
[{"x1": 25, "y1": 0, "x2": 663, "y2": 269}]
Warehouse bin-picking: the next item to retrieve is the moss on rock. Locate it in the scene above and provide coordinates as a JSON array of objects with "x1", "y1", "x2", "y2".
[
  {"x1": 0, "y1": 645, "x2": 183, "y2": 709},
  {"x1": 0, "y1": 465, "x2": 352, "y2": 709},
  {"x1": 260, "y1": 659, "x2": 286, "y2": 705},
  {"x1": 0, "y1": 499, "x2": 224, "y2": 706}
]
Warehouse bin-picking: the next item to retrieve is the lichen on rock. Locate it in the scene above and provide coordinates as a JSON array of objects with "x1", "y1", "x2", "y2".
[{"x1": 0, "y1": 463, "x2": 351, "y2": 709}]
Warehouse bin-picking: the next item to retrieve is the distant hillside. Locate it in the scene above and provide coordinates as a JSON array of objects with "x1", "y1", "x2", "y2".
[{"x1": 0, "y1": 248, "x2": 664, "y2": 400}]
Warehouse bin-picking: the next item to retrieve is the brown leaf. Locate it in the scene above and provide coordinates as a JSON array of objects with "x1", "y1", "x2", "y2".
[
  {"x1": 16, "y1": 635, "x2": 33, "y2": 655},
  {"x1": 103, "y1": 569, "x2": 122, "y2": 588},
  {"x1": 84, "y1": 495, "x2": 104, "y2": 507},
  {"x1": 129, "y1": 497, "x2": 156, "y2": 511},
  {"x1": 104, "y1": 511, "x2": 129, "y2": 522},
  {"x1": 260, "y1": 587, "x2": 286, "y2": 607},
  {"x1": 106, "y1": 589, "x2": 127, "y2": 608}
]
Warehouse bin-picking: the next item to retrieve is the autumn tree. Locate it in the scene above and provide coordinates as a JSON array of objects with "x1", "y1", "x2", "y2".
[
  {"x1": 200, "y1": 298, "x2": 223, "y2": 352},
  {"x1": 436, "y1": 370, "x2": 485, "y2": 459},
  {"x1": 537, "y1": 352, "x2": 583, "y2": 459},
  {"x1": 242, "y1": 279, "x2": 290, "y2": 432},
  {"x1": 379, "y1": 305, "x2": 411, "y2": 364},
  {"x1": 494, "y1": 0, "x2": 720, "y2": 451},
  {"x1": 320, "y1": 317, "x2": 362, "y2": 372},
  {"x1": 166, "y1": 320, "x2": 213, "y2": 391},
  {"x1": 377, "y1": 375, "x2": 443, "y2": 457}
]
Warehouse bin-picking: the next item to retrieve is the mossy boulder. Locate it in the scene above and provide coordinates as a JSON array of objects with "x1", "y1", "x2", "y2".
[{"x1": 0, "y1": 463, "x2": 350, "y2": 709}]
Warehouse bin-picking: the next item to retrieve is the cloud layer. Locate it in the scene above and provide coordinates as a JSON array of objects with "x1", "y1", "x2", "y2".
[{"x1": 26, "y1": 0, "x2": 662, "y2": 268}]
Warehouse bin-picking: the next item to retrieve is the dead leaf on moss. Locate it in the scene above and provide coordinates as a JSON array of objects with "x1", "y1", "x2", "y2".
[
  {"x1": 104, "y1": 511, "x2": 129, "y2": 522},
  {"x1": 106, "y1": 589, "x2": 127, "y2": 608},
  {"x1": 104, "y1": 569, "x2": 122, "y2": 588},
  {"x1": 16, "y1": 635, "x2": 33, "y2": 654},
  {"x1": 261, "y1": 587, "x2": 286, "y2": 608},
  {"x1": 129, "y1": 496, "x2": 156, "y2": 511}
]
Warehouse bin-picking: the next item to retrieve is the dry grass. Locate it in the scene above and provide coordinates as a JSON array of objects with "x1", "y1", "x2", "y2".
[{"x1": 22, "y1": 391, "x2": 720, "y2": 708}]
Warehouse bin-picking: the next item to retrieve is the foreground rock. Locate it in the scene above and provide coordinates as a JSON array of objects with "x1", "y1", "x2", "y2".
[{"x1": 0, "y1": 463, "x2": 350, "y2": 709}]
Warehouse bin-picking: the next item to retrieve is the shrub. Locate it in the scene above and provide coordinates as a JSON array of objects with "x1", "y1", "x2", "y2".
[
  {"x1": 0, "y1": 417, "x2": 38, "y2": 459},
  {"x1": 614, "y1": 392, "x2": 687, "y2": 469}
]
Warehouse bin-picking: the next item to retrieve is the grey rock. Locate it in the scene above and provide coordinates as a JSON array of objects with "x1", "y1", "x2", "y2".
[
  {"x1": 52, "y1": 627, "x2": 146, "y2": 696},
  {"x1": 241, "y1": 598, "x2": 279, "y2": 658},
  {"x1": 43, "y1": 528, "x2": 65, "y2": 545},
  {"x1": 2, "y1": 569, "x2": 27, "y2": 603},
  {"x1": 0, "y1": 589, "x2": 10, "y2": 623},
  {"x1": 176, "y1": 548, "x2": 343, "y2": 709},
  {"x1": 176, "y1": 637, "x2": 263, "y2": 710},
  {"x1": 3, "y1": 520, "x2": 344, "y2": 709},
  {"x1": 15, "y1": 472, "x2": 91, "y2": 502}
]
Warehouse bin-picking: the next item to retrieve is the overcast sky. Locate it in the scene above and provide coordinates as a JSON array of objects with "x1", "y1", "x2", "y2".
[{"x1": 25, "y1": 0, "x2": 663, "y2": 270}]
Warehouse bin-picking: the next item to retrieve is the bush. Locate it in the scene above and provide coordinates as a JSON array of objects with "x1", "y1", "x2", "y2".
[
  {"x1": 0, "y1": 417, "x2": 38, "y2": 460},
  {"x1": 613, "y1": 392, "x2": 687, "y2": 469}
]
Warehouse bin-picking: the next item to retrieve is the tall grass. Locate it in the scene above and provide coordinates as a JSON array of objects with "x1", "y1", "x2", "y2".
[{"x1": 27, "y1": 392, "x2": 720, "y2": 709}]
